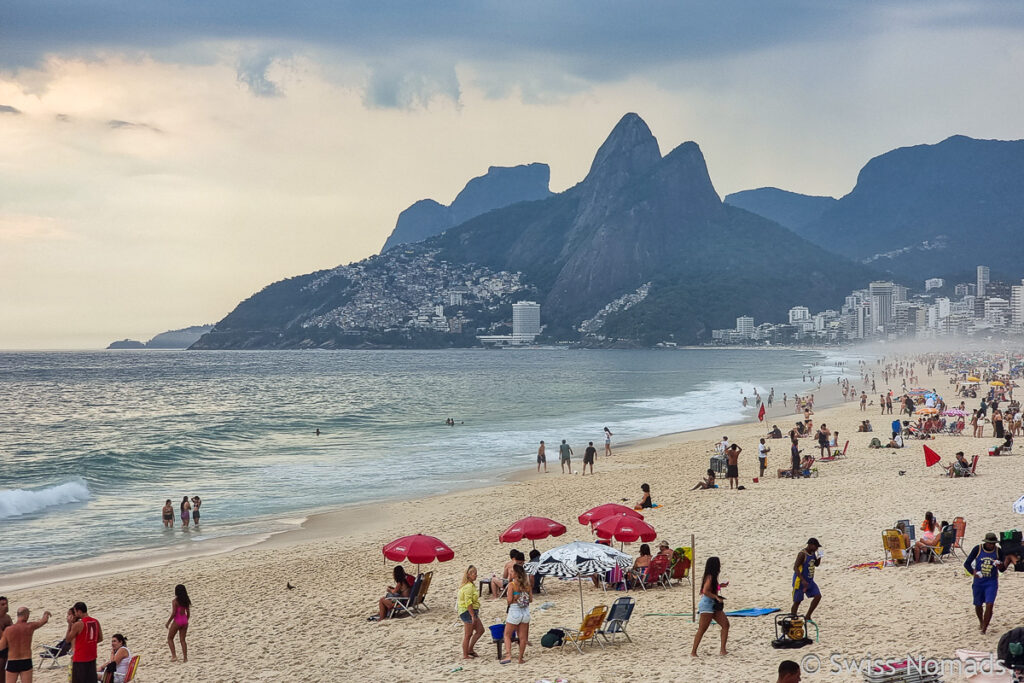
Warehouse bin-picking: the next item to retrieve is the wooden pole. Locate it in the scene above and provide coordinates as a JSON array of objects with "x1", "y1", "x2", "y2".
[{"x1": 691, "y1": 533, "x2": 696, "y2": 623}]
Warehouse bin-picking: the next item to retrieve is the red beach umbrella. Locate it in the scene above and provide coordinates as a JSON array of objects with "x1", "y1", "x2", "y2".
[
  {"x1": 499, "y1": 516, "x2": 567, "y2": 549},
  {"x1": 593, "y1": 513, "x2": 657, "y2": 543},
  {"x1": 578, "y1": 503, "x2": 643, "y2": 526},
  {"x1": 382, "y1": 534, "x2": 455, "y2": 568}
]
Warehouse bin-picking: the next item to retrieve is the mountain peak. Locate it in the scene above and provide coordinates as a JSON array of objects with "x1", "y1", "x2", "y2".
[{"x1": 582, "y1": 113, "x2": 661, "y2": 189}]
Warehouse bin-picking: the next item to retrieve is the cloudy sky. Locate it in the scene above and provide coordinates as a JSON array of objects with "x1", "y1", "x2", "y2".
[{"x1": 3, "y1": 1, "x2": 1024, "y2": 348}]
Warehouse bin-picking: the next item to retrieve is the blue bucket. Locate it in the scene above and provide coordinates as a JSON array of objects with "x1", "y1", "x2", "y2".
[{"x1": 489, "y1": 623, "x2": 505, "y2": 641}]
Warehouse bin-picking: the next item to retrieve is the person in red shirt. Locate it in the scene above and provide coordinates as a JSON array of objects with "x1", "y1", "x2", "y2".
[{"x1": 64, "y1": 602, "x2": 102, "y2": 683}]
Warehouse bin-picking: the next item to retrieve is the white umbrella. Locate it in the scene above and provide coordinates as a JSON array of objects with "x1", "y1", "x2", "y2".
[
  {"x1": 1013, "y1": 494, "x2": 1024, "y2": 515},
  {"x1": 525, "y1": 540, "x2": 633, "y2": 619}
]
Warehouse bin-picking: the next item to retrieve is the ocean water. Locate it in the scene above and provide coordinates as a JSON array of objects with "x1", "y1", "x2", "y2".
[{"x1": 0, "y1": 348, "x2": 859, "y2": 574}]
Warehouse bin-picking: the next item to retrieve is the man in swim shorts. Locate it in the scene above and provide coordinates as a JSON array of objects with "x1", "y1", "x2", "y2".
[
  {"x1": 559, "y1": 440, "x2": 573, "y2": 475},
  {"x1": 582, "y1": 441, "x2": 596, "y2": 476},
  {"x1": 725, "y1": 443, "x2": 741, "y2": 489},
  {"x1": 536, "y1": 441, "x2": 547, "y2": 473},
  {"x1": 0, "y1": 605, "x2": 51, "y2": 682},
  {"x1": 790, "y1": 538, "x2": 823, "y2": 620}
]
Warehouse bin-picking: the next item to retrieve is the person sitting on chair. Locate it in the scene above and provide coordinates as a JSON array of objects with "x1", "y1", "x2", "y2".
[
  {"x1": 376, "y1": 566, "x2": 413, "y2": 620},
  {"x1": 991, "y1": 433, "x2": 1014, "y2": 456},
  {"x1": 944, "y1": 451, "x2": 973, "y2": 477}
]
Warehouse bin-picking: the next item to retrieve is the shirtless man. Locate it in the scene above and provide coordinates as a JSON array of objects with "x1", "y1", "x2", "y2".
[
  {"x1": 536, "y1": 441, "x2": 547, "y2": 473},
  {"x1": 725, "y1": 444, "x2": 742, "y2": 489},
  {"x1": 489, "y1": 550, "x2": 524, "y2": 599},
  {"x1": 0, "y1": 606, "x2": 51, "y2": 682},
  {"x1": 0, "y1": 597, "x2": 11, "y2": 674}
]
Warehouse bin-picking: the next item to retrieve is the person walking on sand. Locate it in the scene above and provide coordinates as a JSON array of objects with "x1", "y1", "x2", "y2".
[
  {"x1": 500, "y1": 565, "x2": 531, "y2": 665},
  {"x1": 536, "y1": 441, "x2": 547, "y2": 473},
  {"x1": 191, "y1": 496, "x2": 201, "y2": 526},
  {"x1": 180, "y1": 496, "x2": 191, "y2": 529},
  {"x1": 65, "y1": 602, "x2": 101, "y2": 683},
  {"x1": 964, "y1": 532, "x2": 1018, "y2": 634},
  {"x1": 603, "y1": 427, "x2": 613, "y2": 456},
  {"x1": 690, "y1": 557, "x2": 729, "y2": 657},
  {"x1": 582, "y1": 441, "x2": 597, "y2": 476},
  {"x1": 790, "y1": 539, "x2": 823, "y2": 620},
  {"x1": 725, "y1": 443, "x2": 741, "y2": 489},
  {"x1": 161, "y1": 499, "x2": 174, "y2": 528},
  {"x1": 457, "y1": 566, "x2": 484, "y2": 659},
  {"x1": 0, "y1": 606, "x2": 50, "y2": 682},
  {"x1": 559, "y1": 440, "x2": 573, "y2": 474},
  {"x1": 166, "y1": 584, "x2": 191, "y2": 662},
  {"x1": 758, "y1": 438, "x2": 770, "y2": 478}
]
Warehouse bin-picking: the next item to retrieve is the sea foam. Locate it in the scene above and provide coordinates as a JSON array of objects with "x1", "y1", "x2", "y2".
[{"x1": 0, "y1": 480, "x2": 90, "y2": 519}]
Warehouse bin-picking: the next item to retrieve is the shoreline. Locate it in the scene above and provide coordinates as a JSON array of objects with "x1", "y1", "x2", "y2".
[{"x1": 2, "y1": 373, "x2": 850, "y2": 592}]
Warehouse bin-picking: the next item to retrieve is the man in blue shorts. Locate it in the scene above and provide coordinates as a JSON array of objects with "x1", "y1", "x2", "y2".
[
  {"x1": 964, "y1": 532, "x2": 1017, "y2": 634},
  {"x1": 790, "y1": 538, "x2": 823, "y2": 620}
]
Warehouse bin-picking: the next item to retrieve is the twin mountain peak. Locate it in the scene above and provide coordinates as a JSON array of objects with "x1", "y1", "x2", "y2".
[{"x1": 192, "y1": 114, "x2": 1024, "y2": 349}]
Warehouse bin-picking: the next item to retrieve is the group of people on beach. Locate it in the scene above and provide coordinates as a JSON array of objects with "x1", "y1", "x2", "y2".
[
  {"x1": 535, "y1": 427, "x2": 612, "y2": 475},
  {"x1": 0, "y1": 585, "x2": 192, "y2": 682},
  {"x1": 161, "y1": 496, "x2": 201, "y2": 529}
]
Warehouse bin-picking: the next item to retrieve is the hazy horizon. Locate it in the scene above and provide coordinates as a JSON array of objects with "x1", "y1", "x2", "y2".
[{"x1": 4, "y1": 2, "x2": 1024, "y2": 348}]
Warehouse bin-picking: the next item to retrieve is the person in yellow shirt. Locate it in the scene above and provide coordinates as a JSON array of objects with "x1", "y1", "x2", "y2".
[{"x1": 457, "y1": 566, "x2": 484, "y2": 659}]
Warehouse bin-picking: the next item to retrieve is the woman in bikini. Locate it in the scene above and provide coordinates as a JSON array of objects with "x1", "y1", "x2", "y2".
[
  {"x1": 166, "y1": 584, "x2": 191, "y2": 662},
  {"x1": 161, "y1": 500, "x2": 174, "y2": 528},
  {"x1": 501, "y1": 565, "x2": 531, "y2": 665},
  {"x1": 180, "y1": 496, "x2": 191, "y2": 529}
]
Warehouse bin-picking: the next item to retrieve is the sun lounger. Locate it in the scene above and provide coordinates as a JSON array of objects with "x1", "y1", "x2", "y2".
[
  {"x1": 36, "y1": 639, "x2": 71, "y2": 669},
  {"x1": 597, "y1": 596, "x2": 635, "y2": 645},
  {"x1": 560, "y1": 605, "x2": 608, "y2": 653}
]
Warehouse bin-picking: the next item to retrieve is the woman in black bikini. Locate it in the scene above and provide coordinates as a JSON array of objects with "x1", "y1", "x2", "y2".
[{"x1": 162, "y1": 500, "x2": 174, "y2": 528}]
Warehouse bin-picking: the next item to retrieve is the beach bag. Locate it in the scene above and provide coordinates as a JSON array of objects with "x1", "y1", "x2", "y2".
[
  {"x1": 541, "y1": 629, "x2": 565, "y2": 648},
  {"x1": 869, "y1": 438, "x2": 882, "y2": 449},
  {"x1": 998, "y1": 627, "x2": 1024, "y2": 671}
]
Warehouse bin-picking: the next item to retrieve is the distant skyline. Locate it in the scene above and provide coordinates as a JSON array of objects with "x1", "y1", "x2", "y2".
[{"x1": 3, "y1": 2, "x2": 1024, "y2": 348}]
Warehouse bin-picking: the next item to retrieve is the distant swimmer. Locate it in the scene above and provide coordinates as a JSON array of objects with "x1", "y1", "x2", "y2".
[
  {"x1": 162, "y1": 500, "x2": 174, "y2": 529},
  {"x1": 191, "y1": 496, "x2": 201, "y2": 526},
  {"x1": 604, "y1": 427, "x2": 613, "y2": 457},
  {"x1": 315, "y1": 428, "x2": 320, "y2": 436},
  {"x1": 180, "y1": 496, "x2": 191, "y2": 529},
  {"x1": 0, "y1": 606, "x2": 51, "y2": 681}
]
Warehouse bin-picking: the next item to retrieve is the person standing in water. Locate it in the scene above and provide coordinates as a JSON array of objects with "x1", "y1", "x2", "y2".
[
  {"x1": 191, "y1": 496, "x2": 201, "y2": 526},
  {"x1": 603, "y1": 427, "x2": 613, "y2": 456},
  {"x1": 162, "y1": 500, "x2": 174, "y2": 529},
  {"x1": 166, "y1": 584, "x2": 191, "y2": 662},
  {"x1": 180, "y1": 497, "x2": 191, "y2": 529}
]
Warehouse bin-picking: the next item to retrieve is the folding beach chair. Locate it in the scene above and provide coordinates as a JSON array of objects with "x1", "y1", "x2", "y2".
[
  {"x1": 560, "y1": 605, "x2": 608, "y2": 653},
  {"x1": 896, "y1": 519, "x2": 916, "y2": 541},
  {"x1": 882, "y1": 529, "x2": 912, "y2": 567},
  {"x1": 670, "y1": 547, "x2": 692, "y2": 586},
  {"x1": 387, "y1": 573, "x2": 423, "y2": 618},
  {"x1": 970, "y1": 454, "x2": 980, "y2": 475},
  {"x1": 37, "y1": 639, "x2": 71, "y2": 669},
  {"x1": 412, "y1": 570, "x2": 433, "y2": 612},
  {"x1": 641, "y1": 554, "x2": 670, "y2": 590},
  {"x1": 117, "y1": 655, "x2": 141, "y2": 683},
  {"x1": 923, "y1": 525, "x2": 958, "y2": 564},
  {"x1": 597, "y1": 596, "x2": 635, "y2": 645},
  {"x1": 951, "y1": 518, "x2": 968, "y2": 559}
]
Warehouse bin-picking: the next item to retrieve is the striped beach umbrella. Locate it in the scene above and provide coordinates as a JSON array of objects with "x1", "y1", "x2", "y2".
[{"x1": 525, "y1": 540, "x2": 633, "y2": 618}]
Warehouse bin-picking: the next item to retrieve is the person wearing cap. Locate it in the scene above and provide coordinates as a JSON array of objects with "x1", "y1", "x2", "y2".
[
  {"x1": 656, "y1": 541, "x2": 672, "y2": 560},
  {"x1": 790, "y1": 538, "x2": 823, "y2": 620},
  {"x1": 964, "y1": 532, "x2": 1018, "y2": 634}
]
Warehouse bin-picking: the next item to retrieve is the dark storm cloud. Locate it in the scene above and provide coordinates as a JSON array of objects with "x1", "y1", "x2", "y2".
[{"x1": 5, "y1": 0, "x2": 1024, "y2": 107}]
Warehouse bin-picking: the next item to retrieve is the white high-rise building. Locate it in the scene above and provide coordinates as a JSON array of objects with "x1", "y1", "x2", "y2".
[
  {"x1": 736, "y1": 316, "x2": 754, "y2": 337},
  {"x1": 869, "y1": 281, "x2": 895, "y2": 331},
  {"x1": 512, "y1": 301, "x2": 541, "y2": 342},
  {"x1": 977, "y1": 265, "x2": 990, "y2": 297},
  {"x1": 1010, "y1": 280, "x2": 1024, "y2": 332},
  {"x1": 788, "y1": 306, "x2": 810, "y2": 324}
]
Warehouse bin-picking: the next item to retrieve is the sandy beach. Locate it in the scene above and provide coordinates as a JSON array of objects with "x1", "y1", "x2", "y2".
[{"x1": 5, "y1": 374, "x2": 1023, "y2": 682}]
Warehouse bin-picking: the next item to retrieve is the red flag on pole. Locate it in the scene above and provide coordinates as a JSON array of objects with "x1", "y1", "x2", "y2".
[
  {"x1": 757, "y1": 403, "x2": 766, "y2": 422},
  {"x1": 923, "y1": 445, "x2": 941, "y2": 467}
]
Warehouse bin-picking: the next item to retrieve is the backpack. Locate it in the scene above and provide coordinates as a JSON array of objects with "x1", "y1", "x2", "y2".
[
  {"x1": 869, "y1": 438, "x2": 882, "y2": 448},
  {"x1": 541, "y1": 629, "x2": 565, "y2": 648},
  {"x1": 997, "y1": 626, "x2": 1024, "y2": 671}
]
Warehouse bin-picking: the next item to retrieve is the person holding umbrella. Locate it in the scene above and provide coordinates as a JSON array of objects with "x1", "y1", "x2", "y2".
[
  {"x1": 500, "y1": 565, "x2": 531, "y2": 665},
  {"x1": 964, "y1": 532, "x2": 1017, "y2": 634},
  {"x1": 457, "y1": 566, "x2": 484, "y2": 659}
]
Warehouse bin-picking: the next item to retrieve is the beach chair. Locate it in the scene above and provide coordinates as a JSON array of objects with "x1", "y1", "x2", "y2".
[
  {"x1": 412, "y1": 570, "x2": 433, "y2": 612},
  {"x1": 36, "y1": 639, "x2": 71, "y2": 669},
  {"x1": 951, "y1": 517, "x2": 967, "y2": 559},
  {"x1": 116, "y1": 655, "x2": 141, "y2": 683},
  {"x1": 597, "y1": 596, "x2": 635, "y2": 645},
  {"x1": 882, "y1": 529, "x2": 912, "y2": 567},
  {"x1": 670, "y1": 547, "x2": 692, "y2": 586},
  {"x1": 387, "y1": 573, "x2": 423, "y2": 618},
  {"x1": 970, "y1": 454, "x2": 980, "y2": 475},
  {"x1": 642, "y1": 554, "x2": 671, "y2": 589},
  {"x1": 560, "y1": 605, "x2": 608, "y2": 653},
  {"x1": 923, "y1": 525, "x2": 958, "y2": 564},
  {"x1": 896, "y1": 519, "x2": 916, "y2": 541}
]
